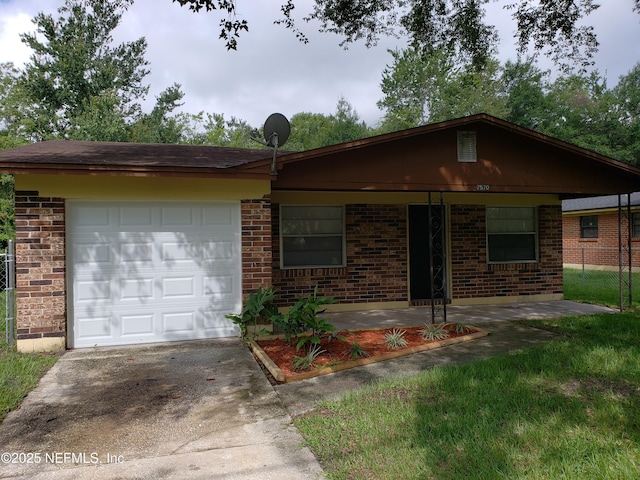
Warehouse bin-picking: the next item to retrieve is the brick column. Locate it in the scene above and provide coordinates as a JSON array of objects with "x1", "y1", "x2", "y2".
[
  {"x1": 241, "y1": 196, "x2": 272, "y2": 301},
  {"x1": 15, "y1": 191, "x2": 66, "y2": 352}
]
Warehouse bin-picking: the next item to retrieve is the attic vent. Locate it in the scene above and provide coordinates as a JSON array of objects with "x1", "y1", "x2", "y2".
[{"x1": 457, "y1": 130, "x2": 477, "y2": 162}]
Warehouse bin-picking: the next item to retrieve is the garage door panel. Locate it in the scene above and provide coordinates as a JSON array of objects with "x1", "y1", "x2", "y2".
[
  {"x1": 120, "y1": 242, "x2": 154, "y2": 263},
  {"x1": 121, "y1": 314, "x2": 155, "y2": 336},
  {"x1": 161, "y1": 276, "x2": 196, "y2": 298},
  {"x1": 69, "y1": 201, "x2": 241, "y2": 347},
  {"x1": 202, "y1": 206, "x2": 237, "y2": 227},
  {"x1": 120, "y1": 278, "x2": 154, "y2": 301},
  {"x1": 76, "y1": 316, "x2": 114, "y2": 339},
  {"x1": 74, "y1": 243, "x2": 112, "y2": 265},
  {"x1": 161, "y1": 207, "x2": 194, "y2": 226},
  {"x1": 120, "y1": 206, "x2": 153, "y2": 226}
]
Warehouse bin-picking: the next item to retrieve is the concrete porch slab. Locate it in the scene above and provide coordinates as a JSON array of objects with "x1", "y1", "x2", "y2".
[{"x1": 325, "y1": 300, "x2": 615, "y2": 331}]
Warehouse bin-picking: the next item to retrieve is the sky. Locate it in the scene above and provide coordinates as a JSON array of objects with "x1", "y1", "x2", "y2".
[{"x1": 0, "y1": 0, "x2": 639, "y2": 130}]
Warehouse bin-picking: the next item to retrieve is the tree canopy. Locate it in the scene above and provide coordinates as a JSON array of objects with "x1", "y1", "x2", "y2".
[
  {"x1": 173, "y1": 0, "x2": 640, "y2": 70},
  {"x1": 0, "y1": 0, "x2": 186, "y2": 143}
]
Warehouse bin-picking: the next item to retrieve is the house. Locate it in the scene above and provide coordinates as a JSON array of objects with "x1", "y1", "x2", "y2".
[
  {"x1": 2, "y1": 114, "x2": 640, "y2": 352},
  {"x1": 562, "y1": 193, "x2": 640, "y2": 269}
]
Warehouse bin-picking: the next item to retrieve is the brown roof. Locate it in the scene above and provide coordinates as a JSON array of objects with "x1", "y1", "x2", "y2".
[{"x1": 0, "y1": 140, "x2": 274, "y2": 177}]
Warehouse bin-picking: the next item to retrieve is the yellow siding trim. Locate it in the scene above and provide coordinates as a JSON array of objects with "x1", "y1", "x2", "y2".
[
  {"x1": 17, "y1": 337, "x2": 65, "y2": 353},
  {"x1": 450, "y1": 293, "x2": 563, "y2": 306},
  {"x1": 16, "y1": 175, "x2": 271, "y2": 200},
  {"x1": 272, "y1": 191, "x2": 560, "y2": 205}
]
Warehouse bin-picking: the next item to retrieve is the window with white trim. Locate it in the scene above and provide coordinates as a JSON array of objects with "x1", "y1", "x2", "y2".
[
  {"x1": 280, "y1": 205, "x2": 345, "y2": 268},
  {"x1": 486, "y1": 206, "x2": 538, "y2": 263}
]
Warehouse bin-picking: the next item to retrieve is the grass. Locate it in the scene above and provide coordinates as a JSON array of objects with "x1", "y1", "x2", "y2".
[
  {"x1": 294, "y1": 313, "x2": 640, "y2": 479},
  {"x1": 563, "y1": 268, "x2": 640, "y2": 308},
  {"x1": 0, "y1": 341, "x2": 58, "y2": 423}
]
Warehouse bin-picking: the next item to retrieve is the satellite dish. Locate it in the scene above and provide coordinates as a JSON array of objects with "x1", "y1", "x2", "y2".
[
  {"x1": 263, "y1": 113, "x2": 290, "y2": 148},
  {"x1": 248, "y1": 113, "x2": 290, "y2": 175}
]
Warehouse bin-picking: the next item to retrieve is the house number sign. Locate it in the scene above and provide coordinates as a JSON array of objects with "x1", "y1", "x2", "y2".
[{"x1": 476, "y1": 184, "x2": 490, "y2": 191}]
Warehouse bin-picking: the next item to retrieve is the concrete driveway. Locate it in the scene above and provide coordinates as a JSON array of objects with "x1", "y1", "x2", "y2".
[{"x1": 0, "y1": 339, "x2": 323, "y2": 480}]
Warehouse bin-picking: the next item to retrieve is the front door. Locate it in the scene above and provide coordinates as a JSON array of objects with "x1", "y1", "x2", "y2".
[{"x1": 408, "y1": 204, "x2": 447, "y2": 303}]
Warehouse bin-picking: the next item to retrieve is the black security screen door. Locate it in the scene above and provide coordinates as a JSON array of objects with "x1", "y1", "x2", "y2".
[{"x1": 408, "y1": 204, "x2": 446, "y2": 302}]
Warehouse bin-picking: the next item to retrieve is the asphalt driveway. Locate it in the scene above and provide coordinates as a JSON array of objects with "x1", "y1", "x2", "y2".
[{"x1": 0, "y1": 339, "x2": 323, "y2": 480}]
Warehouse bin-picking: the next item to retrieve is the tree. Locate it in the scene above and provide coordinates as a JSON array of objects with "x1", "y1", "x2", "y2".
[
  {"x1": 607, "y1": 64, "x2": 640, "y2": 164},
  {"x1": 501, "y1": 58, "x2": 549, "y2": 129},
  {"x1": 172, "y1": 0, "x2": 632, "y2": 70},
  {"x1": 287, "y1": 98, "x2": 371, "y2": 150},
  {"x1": 17, "y1": 0, "x2": 150, "y2": 141},
  {"x1": 377, "y1": 48, "x2": 507, "y2": 129},
  {"x1": 129, "y1": 84, "x2": 187, "y2": 143},
  {"x1": 377, "y1": 47, "x2": 455, "y2": 130},
  {"x1": 0, "y1": 63, "x2": 29, "y2": 146},
  {"x1": 0, "y1": 174, "x2": 14, "y2": 249}
]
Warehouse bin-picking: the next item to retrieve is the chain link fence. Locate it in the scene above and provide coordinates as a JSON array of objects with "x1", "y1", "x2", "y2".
[
  {"x1": 564, "y1": 246, "x2": 640, "y2": 309},
  {"x1": 1, "y1": 240, "x2": 15, "y2": 346}
]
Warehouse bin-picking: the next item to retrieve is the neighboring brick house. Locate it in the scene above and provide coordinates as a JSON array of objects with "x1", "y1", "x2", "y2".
[
  {"x1": 562, "y1": 193, "x2": 640, "y2": 269},
  {"x1": 2, "y1": 114, "x2": 640, "y2": 352}
]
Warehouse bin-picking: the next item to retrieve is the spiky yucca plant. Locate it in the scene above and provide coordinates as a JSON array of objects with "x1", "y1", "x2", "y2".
[
  {"x1": 420, "y1": 323, "x2": 450, "y2": 341},
  {"x1": 384, "y1": 328, "x2": 408, "y2": 349}
]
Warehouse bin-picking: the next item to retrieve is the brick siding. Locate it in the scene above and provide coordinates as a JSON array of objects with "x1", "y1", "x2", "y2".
[
  {"x1": 241, "y1": 196, "x2": 272, "y2": 299},
  {"x1": 271, "y1": 203, "x2": 563, "y2": 306},
  {"x1": 272, "y1": 204, "x2": 408, "y2": 305},
  {"x1": 563, "y1": 211, "x2": 640, "y2": 267},
  {"x1": 15, "y1": 191, "x2": 66, "y2": 343},
  {"x1": 450, "y1": 204, "x2": 563, "y2": 299}
]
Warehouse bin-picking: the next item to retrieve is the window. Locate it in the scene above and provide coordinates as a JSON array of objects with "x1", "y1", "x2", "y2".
[
  {"x1": 633, "y1": 213, "x2": 640, "y2": 238},
  {"x1": 580, "y1": 215, "x2": 598, "y2": 239},
  {"x1": 457, "y1": 130, "x2": 477, "y2": 162},
  {"x1": 280, "y1": 205, "x2": 345, "y2": 268},
  {"x1": 486, "y1": 207, "x2": 538, "y2": 263}
]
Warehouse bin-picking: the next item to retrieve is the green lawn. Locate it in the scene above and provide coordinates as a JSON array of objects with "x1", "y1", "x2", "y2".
[
  {"x1": 563, "y1": 268, "x2": 640, "y2": 308},
  {"x1": 295, "y1": 313, "x2": 640, "y2": 479},
  {"x1": 0, "y1": 342, "x2": 58, "y2": 422}
]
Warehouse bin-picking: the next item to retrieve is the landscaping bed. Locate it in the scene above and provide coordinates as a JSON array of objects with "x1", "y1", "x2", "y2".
[{"x1": 250, "y1": 324, "x2": 488, "y2": 383}]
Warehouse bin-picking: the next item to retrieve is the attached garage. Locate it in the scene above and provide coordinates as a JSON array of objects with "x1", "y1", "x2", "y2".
[{"x1": 67, "y1": 201, "x2": 242, "y2": 347}]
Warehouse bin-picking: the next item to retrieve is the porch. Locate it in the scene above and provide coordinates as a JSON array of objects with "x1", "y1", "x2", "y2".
[{"x1": 326, "y1": 300, "x2": 615, "y2": 331}]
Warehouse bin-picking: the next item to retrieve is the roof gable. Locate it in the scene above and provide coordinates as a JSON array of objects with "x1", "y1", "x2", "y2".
[{"x1": 269, "y1": 114, "x2": 640, "y2": 196}]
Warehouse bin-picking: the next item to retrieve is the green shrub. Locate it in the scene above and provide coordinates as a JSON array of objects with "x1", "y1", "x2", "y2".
[
  {"x1": 271, "y1": 286, "x2": 336, "y2": 350},
  {"x1": 225, "y1": 286, "x2": 278, "y2": 342}
]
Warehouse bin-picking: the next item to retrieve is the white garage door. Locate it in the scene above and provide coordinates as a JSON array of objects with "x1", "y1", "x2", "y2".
[{"x1": 68, "y1": 201, "x2": 241, "y2": 348}]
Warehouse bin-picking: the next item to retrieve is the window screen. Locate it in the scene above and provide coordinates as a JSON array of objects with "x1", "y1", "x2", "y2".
[
  {"x1": 280, "y1": 205, "x2": 345, "y2": 268},
  {"x1": 580, "y1": 215, "x2": 598, "y2": 239},
  {"x1": 487, "y1": 207, "x2": 538, "y2": 263}
]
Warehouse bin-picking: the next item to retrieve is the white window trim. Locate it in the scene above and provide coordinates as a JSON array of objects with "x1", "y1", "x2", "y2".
[
  {"x1": 486, "y1": 206, "x2": 539, "y2": 264},
  {"x1": 279, "y1": 204, "x2": 346, "y2": 269}
]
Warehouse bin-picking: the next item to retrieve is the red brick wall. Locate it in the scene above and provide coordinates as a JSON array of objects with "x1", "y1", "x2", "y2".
[
  {"x1": 563, "y1": 212, "x2": 640, "y2": 267},
  {"x1": 15, "y1": 191, "x2": 66, "y2": 344},
  {"x1": 272, "y1": 204, "x2": 408, "y2": 305},
  {"x1": 241, "y1": 196, "x2": 272, "y2": 300},
  {"x1": 450, "y1": 204, "x2": 563, "y2": 299}
]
